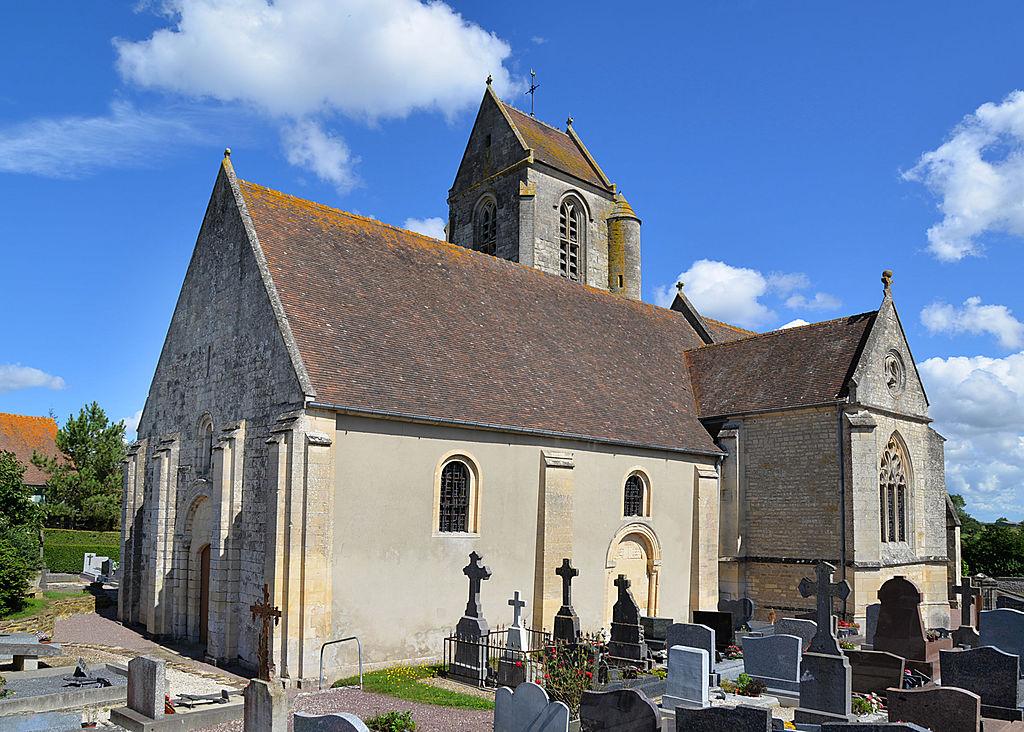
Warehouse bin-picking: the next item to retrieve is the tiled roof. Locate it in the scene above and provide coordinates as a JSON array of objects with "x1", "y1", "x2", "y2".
[
  {"x1": 685, "y1": 313, "x2": 877, "y2": 418},
  {"x1": 502, "y1": 104, "x2": 612, "y2": 191},
  {"x1": 238, "y1": 179, "x2": 719, "y2": 455},
  {"x1": 703, "y1": 317, "x2": 756, "y2": 344},
  {"x1": 0, "y1": 413, "x2": 59, "y2": 486}
]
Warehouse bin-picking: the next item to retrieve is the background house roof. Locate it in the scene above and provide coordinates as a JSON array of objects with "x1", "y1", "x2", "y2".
[{"x1": 0, "y1": 412, "x2": 59, "y2": 486}]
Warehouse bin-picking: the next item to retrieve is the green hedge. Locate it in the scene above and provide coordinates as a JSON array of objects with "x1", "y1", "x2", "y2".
[{"x1": 42, "y1": 529, "x2": 120, "y2": 574}]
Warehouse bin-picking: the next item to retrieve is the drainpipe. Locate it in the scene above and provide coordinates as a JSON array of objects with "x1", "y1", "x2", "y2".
[{"x1": 837, "y1": 404, "x2": 848, "y2": 618}]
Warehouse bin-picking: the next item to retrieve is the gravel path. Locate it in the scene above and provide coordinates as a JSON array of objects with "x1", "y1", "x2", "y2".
[{"x1": 199, "y1": 687, "x2": 492, "y2": 732}]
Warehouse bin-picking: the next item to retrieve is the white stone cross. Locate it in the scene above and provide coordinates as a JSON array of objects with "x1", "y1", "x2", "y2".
[{"x1": 509, "y1": 591, "x2": 527, "y2": 629}]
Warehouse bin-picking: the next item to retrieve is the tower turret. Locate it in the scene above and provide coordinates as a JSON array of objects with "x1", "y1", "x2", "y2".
[{"x1": 607, "y1": 194, "x2": 641, "y2": 299}]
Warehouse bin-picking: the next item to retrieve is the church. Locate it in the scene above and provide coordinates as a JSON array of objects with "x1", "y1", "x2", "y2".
[{"x1": 119, "y1": 82, "x2": 960, "y2": 685}]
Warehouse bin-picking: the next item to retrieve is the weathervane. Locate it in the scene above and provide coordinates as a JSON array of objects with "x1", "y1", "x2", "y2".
[{"x1": 526, "y1": 69, "x2": 540, "y2": 117}]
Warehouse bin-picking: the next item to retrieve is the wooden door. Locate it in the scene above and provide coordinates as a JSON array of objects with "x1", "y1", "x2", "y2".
[{"x1": 199, "y1": 545, "x2": 211, "y2": 646}]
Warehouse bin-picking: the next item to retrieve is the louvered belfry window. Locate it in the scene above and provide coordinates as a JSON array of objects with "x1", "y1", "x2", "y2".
[
  {"x1": 439, "y1": 460, "x2": 471, "y2": 533},
  {"x1": 476, "y1": 200, "x2": 497, "y2": 255},
  {"x1": 879, "y1": 436, "x2": 909, "y2": 543},
  {"x1": 559, "y1": 199, "x2": 582, "y2": 281},
  {"x1": 624, "y1": 474, "x2": 645, "y2": 517}
]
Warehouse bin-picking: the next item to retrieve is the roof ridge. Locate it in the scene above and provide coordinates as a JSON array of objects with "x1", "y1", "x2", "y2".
[
  {"x1": 691, "y1": 310, "x2": 878, "y2": 351},
  {"x1": 501, "y1": 102, "x2": 569, "y2": 136},
  {"x1": 702, "y1": 317, "x2": 755, "y2": 335},
  {"x1": 237, "y1": 178, "x2": 686, "y2": 322}
]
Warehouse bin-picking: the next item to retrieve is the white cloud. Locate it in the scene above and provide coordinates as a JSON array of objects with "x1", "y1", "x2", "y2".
[
  {"x1": 120, "y1": 409, "x2": 144, "y2": 441},
  {"x1": 921, "y1": 296, "x2": 1024, "y2": 349},
  {"x1": 785, "y1": 292, "x2": 843, "y2": 311},
  {"x1": 919, "y1": 352, "x2": 1024, "y2": 520},
  {"x1": 403, "y1": 216, "x2": 446, "y2": 240},
  {"x1": 779, "y1": 319, "x2": 810, "y2": 330},
  {"x1": 0, "y1": 364, "x2": 66, "y2": 393},
  {"x1": 0, "y1": 101, "x2": 203, "y2": 178},
  {"x1": 531, "y1": 36, "x2": 547, "y2": 45},
  {"x1": 115, "y1": 0, "x2": 521, "y2": 121},
  {"x1": 651, "y1": 260, "x2": 840, "y2": 329},
  {"x1": 281, "y1": 120, "x2": 359, "y2": 193},
  {"x1": 904, "y1": 90, "x2": 1024, "y2": 261}
]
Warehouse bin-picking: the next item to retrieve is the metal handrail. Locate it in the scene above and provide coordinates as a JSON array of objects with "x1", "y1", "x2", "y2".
[{"x1": 319, "y1": 636, "x2": 363, "y2": 691}]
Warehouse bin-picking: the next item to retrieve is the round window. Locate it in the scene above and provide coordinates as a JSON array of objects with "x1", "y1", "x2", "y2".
[{"x1": 884, "y1": 350, "x2": 906, "y2": 396}]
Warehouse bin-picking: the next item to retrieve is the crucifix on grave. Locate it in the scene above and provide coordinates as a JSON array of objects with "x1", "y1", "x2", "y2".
[
  {"x1": 450, "y1": 552, "x2": 493, "y2": 685},
  {"x1": 607, "y1": 574, "x2": 651, "y2": 667},
  {"x1": 505, "y1": 590, "x2": 529, "y2": 653},
  {"x1": 250, "y1": 584, "x2": 282, "y2": 681},
  {"x1": 798, "y1": 561, "x2": 851, "y2": 656},
  {"x1": 952, "y1": 577, "x2": 981, "y2": 648},
  {"x1": 553, "y1": 558, "x2": 581, "y2": 643},
  {"x1": 461, "y1": 551, "x2": 492, "y2": 623},
  {"x1": 498, "y1": 590, "x2": 530, "y2": 687}
]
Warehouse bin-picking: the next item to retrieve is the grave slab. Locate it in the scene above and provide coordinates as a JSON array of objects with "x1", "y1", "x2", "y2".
[
  {"x1": 940, "y1": 646, "x2": 1024, "y2": 721},
  {"x1": 674, "y1": 704, "x2": 771, "y2": 731},
  {"x1": 844, "y1": 649, "x2": 905, "y2": 697},
  {"x1": 981, "y1": 609, "x2": 1024, "y2": 670},
  {"x1": 580, "y1": 688, "x2": 660, "y2": 732},
  {"x1": 494, "y1": 682, "x2": 569, "y2": 732},
  {"x1": 294, "y1": 712, "x2": 369, "y2": 732},
  {"x1": 888, "y1": 685, "x2": 981, "y2": 732},
  {"x1": 793, "y1": 651, "x2": 855, "y2": 724},
  {"x1": 693, "y1": 611, "x2": 734, "y2": 652},
  {"x1": 662, "y1": 645, "x2": 709, "y2": 711},
  {"x1": 744, "y1": 634, "x2": 801, "y2": 695},
  {"x1": 774, "y1": 619, "x2": 816, "y2": 652},
  {"x1": 243, "y1": 678, "x2": 287, "y2": 732}
]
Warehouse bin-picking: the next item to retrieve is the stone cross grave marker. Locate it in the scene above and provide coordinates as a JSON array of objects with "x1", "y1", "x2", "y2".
[
  {"x1": 952, "y1": 577, "x2": 981, "y2": 648},
  {"x1": 553, "y1": 558, "x2": 580, "y2": 643},
  {"x1": 940, "y1": 646, "x2": 1024, "y2": 721},
  {"x1": 462, "y1": 551, "x2": 492, "y2": 622},
  {"x1": 507, "y1": 591, "x2": 528, "y2": 651},
  {"x1": 250, "y1": 584, "x2": 282, "y2": 681},
  {"x1": 452, "y1": 551, "x2": 493, "y2": 685},
  {"x1": 498, "y1": 590, "x2": 529, "y2": 688},
  {"x1": 798, "y1": 561, "x2": 850, "y2": 656},
  {"x1": 608, "y1": 574, "x2": 650, "y2": 665},
  {"x1": 494, "y1": 681, "x2": 569, "y2": 732}
]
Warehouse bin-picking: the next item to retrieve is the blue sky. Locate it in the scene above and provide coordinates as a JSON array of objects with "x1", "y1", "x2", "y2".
[{"x1": 2, "y1": 2, "x2": 1023, "y2": 520}]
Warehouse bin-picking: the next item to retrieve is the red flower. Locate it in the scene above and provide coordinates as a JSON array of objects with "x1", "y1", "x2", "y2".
[
  {"x1": 585, "y1": 671, "x2": 593, "y2": 679},
  {"x1": 515, "y1": 661, "x2": 523, "y2": 668}
]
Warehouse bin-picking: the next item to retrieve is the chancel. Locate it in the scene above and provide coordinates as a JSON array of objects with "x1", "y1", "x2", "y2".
[{"x1": 120, "y1": 82, "x2": 959, "y2": 684}]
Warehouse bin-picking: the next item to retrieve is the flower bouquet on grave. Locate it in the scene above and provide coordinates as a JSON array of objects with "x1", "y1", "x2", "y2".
[
  {"x1": 851, "y1": 692, "x2": 884, "y2": 716},
  {"x1": 724, "y1": 643, "x2": 744, "y2": 660}
]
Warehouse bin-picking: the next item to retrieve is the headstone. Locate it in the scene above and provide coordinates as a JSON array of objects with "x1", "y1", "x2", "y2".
[
  {"x1": 662, "y1": 645, "x2": 710, "y2": 710},
  {"x1": 127, "y1": 655, "x2": 166, "y2": 720},
  {"x1": 498, "y1": 591, "x2": 529, "y2": 688},
  {"x1": 743, "y1": 634, "x2": 801, "y2": 695},
  {"x1": 844, "y1": 649, "x2": 905, "y2": 697},
  {"x1": 997, "y1": 594, "x2": 1024, "y2": 611},
  {"x1": 294, "y1": 712, "x2": 370, "y2": 732},
  {"x1": 580, "y1": 688, "x2": 661, "y2": 732},
  {"x1": 952, "y1": 578, "x2": 981, "y2": 648},
  {"x1": 640, "y1": 616, "x2": 673, "y2": 651},
  {"x1": 886, "y1": 685, "x2": 981, "y2": 732},
  {"x1": 820, "y1": 725, "x2": 929, "y2": 731},
  {"x1": 243, "y1": 678, "x2": 288, "y2": 732},
  {"x1": 719, "y1": 598, "x2": 755, "y2": 631},
  {"x1": 451, "y1": 551, "x2": 492, "y2": 684},
  {"x1": 774, "y1": 618, "x2": 817, "y2": 652},
  {"x1": 864, "y1": 603, "x2": 881, "y2": 647},
  {"x1": 553, "y1": 558, "x2": 580, "y2": 644},
  {"x1": 666, "y1": 623, "x2": 715, "y2": 663},
  {"x1": 980, "y1": 608, "x2": 1024, "y2": 668},
  {"x1": 798, "y1": 561, "x2": 851, "y2": 656},
  {"x1": 793, "y1": 652, "x2": 855, "y2": 724},
  {"x1": 939, "y1": 646, "x2": 1024, "y2": 721},
  {"x1": 608, "y1": 575, "x2": 651, "y2": 666},
  {"x1": 674, "y1": 704, "x2": 771, "y2": 732},
  {"x1": 494, "y1": 681, "x2": 570, "y2": 732},
  {"x1": 874, "y1": 576, "x2": 947, "y2": 664},
  {"x1": 693, "y1": 611, "x2": 734, "y2": 652}
]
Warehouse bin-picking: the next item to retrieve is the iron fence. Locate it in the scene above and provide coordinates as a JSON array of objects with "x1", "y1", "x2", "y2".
[{"x1": 442, "y1": 626, "x2": 550, "y2": 688}]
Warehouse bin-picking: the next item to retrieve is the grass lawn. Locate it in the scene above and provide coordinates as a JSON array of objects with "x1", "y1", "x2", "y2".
[
  {"x1": 0, "y1": 588, "x2": 90, "y2": 622},
  {"x1": 333, "y1": 664, "x2": 494, "y2": 710}
]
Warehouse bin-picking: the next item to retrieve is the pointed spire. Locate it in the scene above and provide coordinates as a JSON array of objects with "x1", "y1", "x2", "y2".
[{"x1": 882, "y1": 269, "x2": 893, "y2": 298}]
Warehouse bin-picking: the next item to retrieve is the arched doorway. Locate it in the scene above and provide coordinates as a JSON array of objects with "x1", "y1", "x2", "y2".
[
  {"x1": 605, "y1": 524, "x2": 662, "y2": 624},
  {"x1": 198, "y1": 544, "x2": 211, "y2": 647},
  {"x1": 180, "y1": 494, "x2": 213, "y2": 645}
]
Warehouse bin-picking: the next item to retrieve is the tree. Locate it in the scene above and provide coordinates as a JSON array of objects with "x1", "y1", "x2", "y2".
[
  {"x1": 954, "y1": 494, "x2": 1024, "y2": 577},
  {"x1": 0, "y1": 452, "x2": 42, "y2": 616},
  {"x1": 32, "y1": 402, "x2": 126, "y2": 530}
]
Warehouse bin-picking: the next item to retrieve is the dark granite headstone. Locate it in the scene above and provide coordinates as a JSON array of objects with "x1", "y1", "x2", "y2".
[
  {"x1": 997, "y1": 594, "x2": 1024, "y2": 611},
  {"x1": 939, "y1": 646, "x2": 1024, "y2": 721},
  {"x1": 692, "y1": 611, "x2": 733, "y2": 652},
  {"x1": 774, "y1": 618, "x2": 817, "y2": 652},
  {"x1": 886, "y1": 685, "x2": 981, "y2": 732},
  {"x1": 639, "y1": 616, "x2": 673, "y2": 651},
  {"x1": 864, "y1": 603, "x2": 881, "y2": 647},
  {"x1": 980, "y1": 608, "x2": 1024, "y2": 668},
  {"x1": 580, "y1": 688, "x2": 660, "y2": 732},
  {"x1": 820, "y1": 725, "x2": 929, "y2": 731},
  {"x1": 873, "y1": 576, "x2": 951, "y2": 665},
  {"x1": 450, "y1": 552, "x2": 492, "y2": 685},
  {"x1": 793, "y1": 651, "x2": 855, "y2": 724},
  {"x1": 674, "y1": 704, "x2": 771, "y2": 732},
  {"x1": 718, "y1": 598, "x2": 755, "y2": 631},
  {"x1": 553, "y1": 559, "x2": 580, "y2": 644},
  {"x1": 608, "y1": 575, "x2": 651, "y2": 666},
  {"x1": 743, "y1": 634, "x2": 801, "y2": 694},
  {"x1": 844, "y1": 649, "x2": 905, "y2": 697}
]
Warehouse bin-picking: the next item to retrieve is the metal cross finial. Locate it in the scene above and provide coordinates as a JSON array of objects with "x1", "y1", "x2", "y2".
[
  {"x1": 486, "y1": 74, "x2": 493, "y2": 86},
  {"x1": 676, "y1": 281, "x2": 684, "y2": 292},
  {"x1": 555, "y1": 558, "x2": 579, "y2": 609},
  {"x1": 508, "y1": 591, "x2": 527, "y2": 628},
  {"x1": 882, "y1": 269, "x2": 893, "y2": 297},
  {"x1": 250, "y1": 583, "x2": 282, "y2": 680},
  {"x1": 525, "y1": 69, "x2": 540, "y2": 117},
  {"x1": 798, "y1": 561, "x2": 851, "y2": 656},
  {"x1": 224, "y1": 147, "x2": 231, "y2": 159},
  {"x1": 953, "y1": 577, "x2": 979, "y2": 628},
  {"x1": 462, "y1": 551, "x2": 492, "y2": 618},
  {"x1": 566, "y1": 115, "x2": 574, "y2": 129}
]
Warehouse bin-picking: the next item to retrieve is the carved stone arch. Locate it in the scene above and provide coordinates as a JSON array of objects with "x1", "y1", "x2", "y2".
[
  {"x1": 879, "y1": 431, "x2": 913, "y2": 545},
  {"x1": 555, "y1": 189, "x2": 593, "y2": 222},
  {"x1": 195, "y1": 413, "x2": 214, "y2": 480},
  {"x1": 432, "y1": 449, "x2": 483, "y2": 536},
  {"x1": 556, "y1": 191, "x2": 588, "y2": 281},
  {"x1": 179, "y1": 492, "x2": 214, "y2": 643},
  {"x1": 604, "y1": 522, "x2": 663, "y2": 622},
  {"x1": 622, "y1": 466, "x2": 653, "y2": 518},
  {"x1": 472, "y1": 193, "x2": 498, "y2": 254}
]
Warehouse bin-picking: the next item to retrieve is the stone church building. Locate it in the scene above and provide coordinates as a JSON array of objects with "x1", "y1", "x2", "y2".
[{"x1": 120, "y1": 83, "x2": 959, "y2": 683}]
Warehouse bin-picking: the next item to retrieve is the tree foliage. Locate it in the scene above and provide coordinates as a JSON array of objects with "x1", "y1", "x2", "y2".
[
  {"x1": 955, "y1": 494, "x2": 1024, "y2": 577},
  {"x1": 0, "y1": 451, "x2": 42, "y2": 616},
  {"x1": 32, "y1": 402, "x2": 126, "y2": 530}
]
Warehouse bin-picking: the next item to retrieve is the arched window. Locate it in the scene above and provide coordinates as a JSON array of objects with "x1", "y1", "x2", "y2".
[
  {"x1": 197, "y1": 417, "x2": 214, "y2": 478},
  {"x1": 623, "y1": 474, "x2": 645, "y2": 517},
  {"x1": 439, "y1": 460, "x2": 472, "y2": 533},
  {"x1": 558, "y1": 198, "x2": 584, "y2": 281},
  {"x1": 879, "y1": 435, "x2": 909, "y2": 543},
  {"x1": 474, "y1": 199, "x2": 497, "y2": 255}
]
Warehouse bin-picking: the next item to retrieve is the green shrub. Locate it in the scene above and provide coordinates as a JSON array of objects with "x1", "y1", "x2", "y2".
[
  {"x1": 42, "y1": 529, "x2": 120, "y2": 573},
  {"x1": 366, "y1": 711, "x2": 416, "y2": 732},
  {"x1": 0, "y1": 538, "x2": 32, "y2": 616}
]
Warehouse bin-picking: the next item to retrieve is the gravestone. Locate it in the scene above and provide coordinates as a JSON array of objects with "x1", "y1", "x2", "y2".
[
  {"x1": 494, "y1": 681, "x2": 570, "y2": 732},
  {"x1": 820, "y1": 725, "x2": 929, "y2": 731},
  {"x1": 553, "y1": 559, "x2": 580, "y2": 644},
  {"x1": 250, "y1": 583, "x2": 282, "y2": 680},
  {"x1": 665, "y1": 623, "x2": 717, "y2": 686},
  {"x1": 662, "y1": 645, "x2": 709, "y2": 711},
  {"x1": 294, "y1": 712, "x2": 370, "y2": 732},
  {"x1": 980, "y1": 608, "x2": 1024, "y2": 669},
  {"x1": 887, "y1": 685, "x2": 981, "y2": 732},
  {"x1": 952, "y1": 577, "x2": 981, "y2": 648},
  {"x1": 997, "y1": 594, "x2": 1024, "y2": 611},
  {"x1": 640, "y1": 616, "x2": 673, "y2": 651},
  {"x1": 243, "y1": 678, "x2": 288, "y2": 732},
  {"x1": 450, "y1": 551, "x2": 493, "y2": 685},
  {"x1": 743, "y1": 634, "x2": 801, "y2": 695},
  {"x1": 607, "y1": 574, "x2": 651, "y2": 667},
  {"x1": 127, "y1": 655, "x2": 166, "y2": 720},
  {"x1": 719, "y1": 598, "x2": 755, "y2": 631},
  {"x1": 873, "y1": 576, "x2": 950, "y2": 665},
  {"x1": 674, "y1": 704, "x2": 771, "y2": 732},
  {"x1": 693, "y1": 611, "x2": 733, "y2": 652},
  {"x1": 844, "y1": 649, "x2": 905, "y2": 697},
  {"x1": 798, "y1": 562, "x2": 851, "y2": 656},
  {"x1": 580, "y1": 688, "x2": 660, "y2": 732},
  {"x1": 864, "y1": 603, "x2": 881, "y2": 647},
  {"x1": 939, "y1": 646, "x2": 1024, "y2": 721},
  {"x1": 774, "y1": 618, "x2": 817, "y2": 652},
  {"x1": 498, "y1": 591, "x2": 529, "y2": 688}
]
